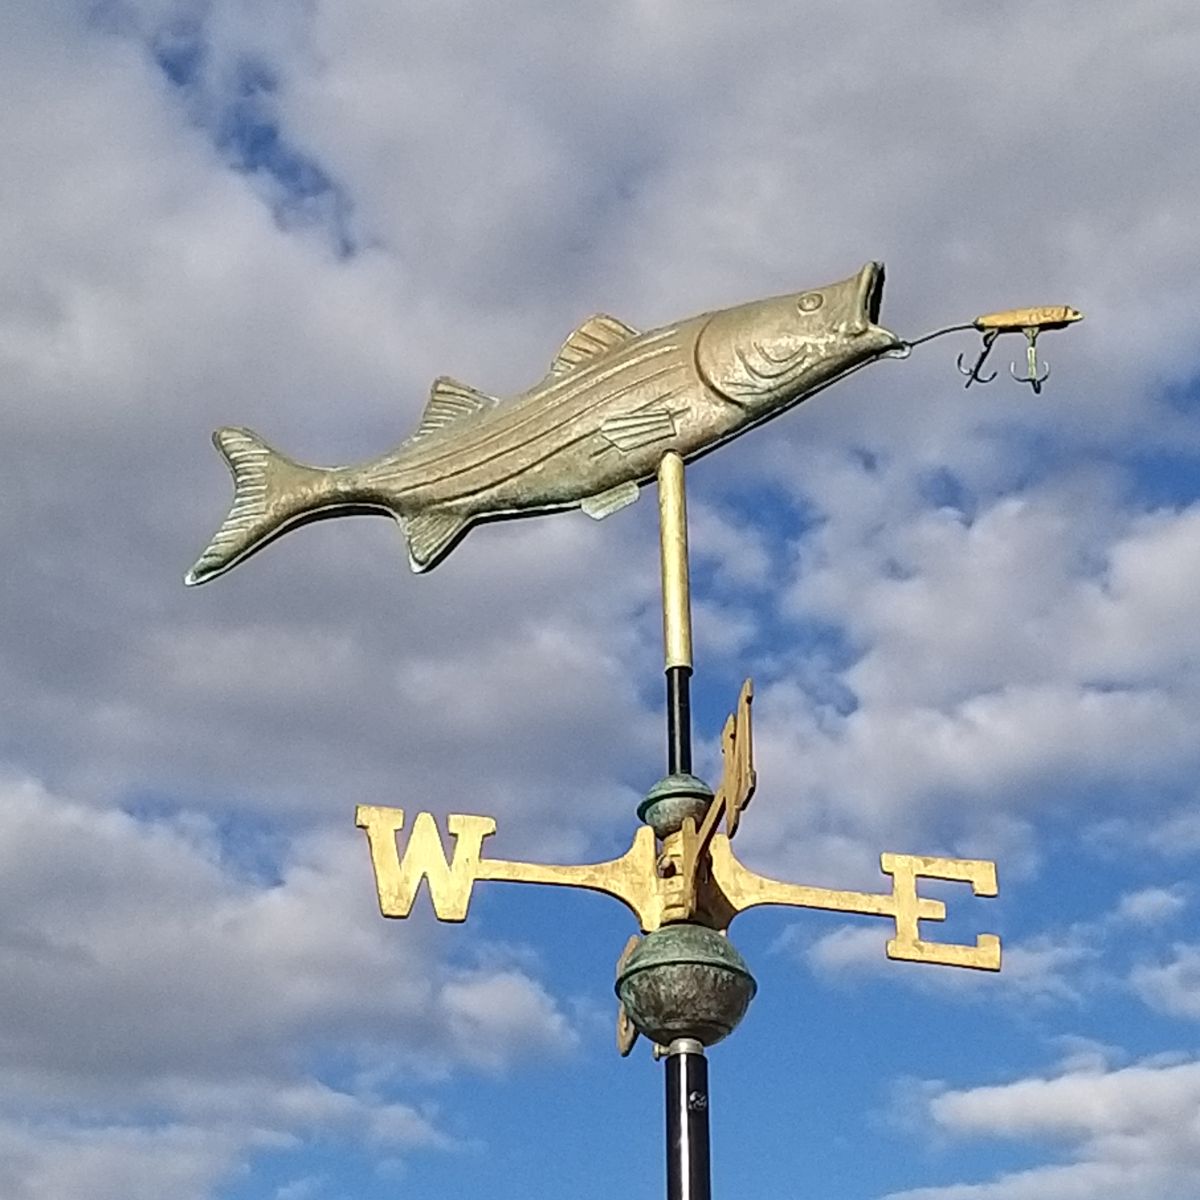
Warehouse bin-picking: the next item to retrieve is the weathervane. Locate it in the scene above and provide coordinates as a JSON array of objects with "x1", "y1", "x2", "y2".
[{"x1": 187, "y1": 263, "x2": 1081, "y2": 1200}]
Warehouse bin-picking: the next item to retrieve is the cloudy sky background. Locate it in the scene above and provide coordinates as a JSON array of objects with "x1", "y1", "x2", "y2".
[{"x1": 4, "y1": 2, "x2": 1200, "y2": 1197}]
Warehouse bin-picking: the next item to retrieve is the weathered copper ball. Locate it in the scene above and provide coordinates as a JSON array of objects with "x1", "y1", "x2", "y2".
[
  {"x1": 616, "y1": 923, "x2": 756, "y2": 1047},
  {"x1": 637, "y1": 773, "x2": 713, "y2": 839}
]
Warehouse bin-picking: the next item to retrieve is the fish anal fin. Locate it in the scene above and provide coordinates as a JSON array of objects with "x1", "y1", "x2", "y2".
[
  {"x1": 598, "y1": 406, "x2": 679, "y2": 454},
  {"x1": 413, "y1": 377, "x2": 499, "y2": 442},
  {"x1": 550, "y1": 314, "x2": 640, "y2": 376},
  {"x1": 581, "y1": 480, "x2": 640, "y2": 520},
  {"x1": 405, "y1": 510, "x2": 470, "y2": 572}
]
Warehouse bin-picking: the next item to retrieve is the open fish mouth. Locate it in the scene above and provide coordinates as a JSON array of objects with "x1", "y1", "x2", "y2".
[
  {"x1": 856, "y1": 260, "x2": 899, "y2": 347},
  {"x1": 861, "y1": 261, "x2": 885, "y2": 324}
]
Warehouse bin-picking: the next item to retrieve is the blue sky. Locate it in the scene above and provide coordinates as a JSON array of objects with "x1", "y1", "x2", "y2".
[{"x1": 3, "y1": 2, "x2": 1200, "y2": 1198}]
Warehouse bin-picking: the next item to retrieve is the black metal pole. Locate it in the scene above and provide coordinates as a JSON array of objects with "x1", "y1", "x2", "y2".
[
  {"x1": 666, "y1": 1038, "x2": 710, "y2": 1200},
  {"x1": 666, "y1": 664, "x2": 693, "y2": 776}
]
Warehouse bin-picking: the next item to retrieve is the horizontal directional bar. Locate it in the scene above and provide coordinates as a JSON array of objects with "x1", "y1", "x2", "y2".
[{"x1": 356, "y1": 806, "x2": 1001, "y2": 971}]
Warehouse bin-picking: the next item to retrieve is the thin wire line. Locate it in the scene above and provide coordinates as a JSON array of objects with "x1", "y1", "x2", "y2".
[{"x1": 901, "y1": 322, "x2": 977, "y2": 350}]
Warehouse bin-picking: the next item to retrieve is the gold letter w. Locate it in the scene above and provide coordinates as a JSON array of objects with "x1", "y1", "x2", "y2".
[{"x1": 355, "y1": 806, "x2": 497, "y2": 922}]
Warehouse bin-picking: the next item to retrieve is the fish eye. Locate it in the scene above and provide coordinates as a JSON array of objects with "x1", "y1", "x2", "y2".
[{"x1": 797, "y1": 292, "x2": 823, "y2": 313}]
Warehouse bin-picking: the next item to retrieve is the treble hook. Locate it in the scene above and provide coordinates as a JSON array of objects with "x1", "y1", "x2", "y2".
[
  {"x1": 1009, "y1": 326, "x2": 1050, "y2": 394},
  {"x1": 976, "y1": 306, "x2": 1082, "y2": 395},
  {"x1": 957, "y1": 329, "x2": 1000, "y2": 387}
]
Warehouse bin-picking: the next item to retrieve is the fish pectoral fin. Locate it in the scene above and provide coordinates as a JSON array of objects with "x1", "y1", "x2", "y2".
[
  {"x1": 412, "y1": 377, "x2": 499, "y2": 442},
  {"x1": 550, "y1": 314, "x2": 640, "y2": 377},
  {"x1": 404, "y1": 510, "x2": 471, "y2": 572},
  {"x1": 598, "y1": 406, "x2": 679, "y2": 453},
  {"x1": 580, "y1": 480, "x2": 640, "y2": 520}
]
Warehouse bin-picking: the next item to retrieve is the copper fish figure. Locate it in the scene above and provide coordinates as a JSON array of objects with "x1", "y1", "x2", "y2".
[{"x1": 185, "y1": 262, "x2": 899, "y2": 583}]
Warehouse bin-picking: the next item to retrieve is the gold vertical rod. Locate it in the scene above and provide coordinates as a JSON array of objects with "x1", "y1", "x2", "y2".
[
  {"x1": 657, "y1": 451, "x2": 693, "y2": 671},
  {"x1": 658, "y1": 451, "x2": 694, "y2": 775}
]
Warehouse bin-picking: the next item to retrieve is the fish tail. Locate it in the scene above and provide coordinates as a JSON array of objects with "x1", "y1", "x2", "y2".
[{"x1": 185, "y1": 428, "x2": 323, "y2": 586}]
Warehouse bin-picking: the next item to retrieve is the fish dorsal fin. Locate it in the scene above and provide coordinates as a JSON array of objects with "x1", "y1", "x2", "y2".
[
  {"x1": 413, "y1": 376, "x2": 498, "y2": 442},
  {"x1": 550, "y1": 314, "x2": 640, "y2": 376}
]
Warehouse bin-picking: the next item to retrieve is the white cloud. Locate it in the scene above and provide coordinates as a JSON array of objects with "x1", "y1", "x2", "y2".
[
  {"x1": 275, "y1": 1179, "x2": 327, "y2": 1200},
  {"x1": 798, "y1": 922, "x2": 1092, "y2": 1008},
  {"x1": 804, "y1": 923, "x2": 886, "y2": 975},
  {"x1": 5, "y1": 0, "x2": 1200, "y2": 865},
  {"x1": 689, "y1": 500, "x2": 774, "y2": 591},
  {"x1": 0, "y1": 1120, "x2": 248, "y2": 1200},
  {"x1": 791, "y1": 870, "x2": 1196, "y2": 1011},
  {"x1": 997, "y1": 937, "x2": 1096, "y2": 1006},
  {"x1": 886, "y1": 1057, "x2": 1200, "y2": 1200},
  {"x1": 1146, "y1": 807, "x2": 1200, "y2": 857},
  {"x1": 1131, "y1": 944, "x2": 1200, "y2": 1021},
  {"x1": 729, "y1": 478, "x2": 1200, "y2": 878},
  {"x1": 0, "y1": 773, "x2": 567, "y2": 1190},
  {"x1": 0, "y1": 0, "x2": 671, "y2": 837},
  {"x1": 0, "y1": 773, "x2": 577, "y2": 1081},
  {"x1": 441, "y1": 969, "x2": 578, "y2": 1072},
  {"x1": 1047, "y1": 1036, "x2": 1124, "y2": 1077},
  {"x1": 1114, "y1": 886, "x2": 1188, "y2": 925}
]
